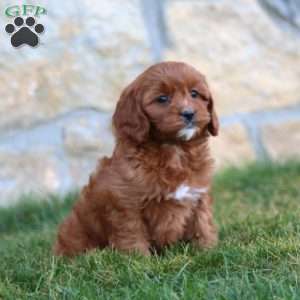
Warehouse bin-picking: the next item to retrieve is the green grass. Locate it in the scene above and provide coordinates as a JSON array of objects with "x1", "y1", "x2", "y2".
[{"x1": 0, "y1": 162, "x2": 300, "y2": 300}]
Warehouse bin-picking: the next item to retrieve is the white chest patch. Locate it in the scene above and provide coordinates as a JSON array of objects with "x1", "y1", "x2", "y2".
[
  {"x1": 167, "y1": 184, "x2": 207, "y2": 202},
  {"x1": 177, "y1": 127, "x2": 197, "y2": 141}
]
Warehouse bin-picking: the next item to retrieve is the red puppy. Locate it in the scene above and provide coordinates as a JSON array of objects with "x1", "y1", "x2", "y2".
[{"x1": 54, "y1": 61, "x2": 219, "y2": 256}]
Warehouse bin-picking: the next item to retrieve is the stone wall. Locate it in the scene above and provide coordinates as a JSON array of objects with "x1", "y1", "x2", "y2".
[
  {"x1": 165, "y1": 0, "x2": 300, "y2": 167},
  {"x1": 0, "y1": 0, "x2": 299, "y2": 205}
]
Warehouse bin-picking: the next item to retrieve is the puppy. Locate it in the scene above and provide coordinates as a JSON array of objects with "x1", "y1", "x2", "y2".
[{"x1": 54, "y1": 61, "x2": 219, "y2": 256}]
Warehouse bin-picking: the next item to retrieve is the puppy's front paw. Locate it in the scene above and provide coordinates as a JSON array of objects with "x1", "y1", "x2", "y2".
[
  {"x1": 110, "y1": 239, "x2": 151, "y2": 256},
  {"x1": 130, "y1": 245, "x2": 151, "y2": 256},
  {"x1": 192, "y1": 233, "x2": 218, "y2": 249},
  {"x1": 123, "y1": 246, "x2": 151, "y2": 256}
]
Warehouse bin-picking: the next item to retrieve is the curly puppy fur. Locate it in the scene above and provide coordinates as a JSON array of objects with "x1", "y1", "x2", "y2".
[{"x1": 54, "y1": 61, "x2": 219, "y2": 256}]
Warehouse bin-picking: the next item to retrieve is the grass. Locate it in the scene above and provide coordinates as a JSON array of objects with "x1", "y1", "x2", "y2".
[{"x1": 0, "y1": 161, "x2": 300, "y2": 299}]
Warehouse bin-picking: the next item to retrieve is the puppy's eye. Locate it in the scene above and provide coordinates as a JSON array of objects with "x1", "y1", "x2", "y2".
[
  {"x1": 190, "y1": 89, "x2": 199, "y2": 98},
  {"x1": 156, "y1": 95, "x2": 169, "y2": 104},
  {"x1": 191, "y1": 89, "x2": 209, "y2": 102}
]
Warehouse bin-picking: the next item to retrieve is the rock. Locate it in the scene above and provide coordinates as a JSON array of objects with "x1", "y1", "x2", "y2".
[
  {"x1": 262, "y1": 120, "x2": 300, "y2": 160},
  {"x1": 0, "y1": 0, "x2": 152, "y2": 132},
  {"x1": 0, "y1": 0, "x2": 299, "y2": 205},
  {"x1": 0, "y1": 109, "x2": 114, "y2": 205},
  {"x1": 259, "y1": 0, "x2": 300, "y2": 30},
  {"x1": 210, "y1": 123, "x2": 255, "y2": 168},
  {"x1": 0, "y1": 148, "x2": 72, "y2": 206},
  {"x1": 63, "y1": 115, "x2": 114, "y2": 155},
  {"x1": 165, "y1": 0, "x2": 300, "y2": 116}
]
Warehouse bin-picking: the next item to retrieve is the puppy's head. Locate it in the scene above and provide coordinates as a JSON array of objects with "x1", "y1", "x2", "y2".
[{"x1": 113, "y1": 61, "x2": 219, "y2": 144}]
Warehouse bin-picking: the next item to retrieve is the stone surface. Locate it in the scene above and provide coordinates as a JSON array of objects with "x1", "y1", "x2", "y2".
[
  {"x1": 259, "y1": 0, "x2": 300, "y2": 30},
  {"x1": 66, "y1": 155, "x2": 101, "y2": 188},
  {"x1": 210, "y1": 123, "x2": 256, "y2": 168},
  {"x1": 0, "y1": 0, "x2": 151, "y2": 133},
  {"x1": 63, "y1": 115, "x2": 113, "y2": 155},
  {"x1": 0, "y1": 0, "x2": 299, "y2": 205},
  {"x1": 0, "y1": 148, "x2": 71, "y2": 206},
  {"x1": 0, "y1": 109, "x2": 115, "y2": 205},
  {"x1": 166, "y1": 0, "x2": 300, "y2": 116},
  {"x1": 262, "y1": 120, "x2": 300, "y2": 160}
]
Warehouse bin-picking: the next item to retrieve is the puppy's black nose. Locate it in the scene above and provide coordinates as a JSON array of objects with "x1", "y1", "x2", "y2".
[{"x1": 180, "y1": 109, "x2": 195, "y2": 122}]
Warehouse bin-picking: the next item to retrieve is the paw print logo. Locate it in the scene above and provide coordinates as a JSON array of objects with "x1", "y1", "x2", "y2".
[{"x1": 5, "y1": 16, "x2": 44, "y2": 47}]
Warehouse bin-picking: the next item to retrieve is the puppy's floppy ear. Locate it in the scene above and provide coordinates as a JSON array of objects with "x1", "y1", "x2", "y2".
[
  {"x1": 113, "y1": 82, "x2": 150, "y2": 144},
  {"x1": 207, "y1": 95, "x2": 219, "y2": 136}
]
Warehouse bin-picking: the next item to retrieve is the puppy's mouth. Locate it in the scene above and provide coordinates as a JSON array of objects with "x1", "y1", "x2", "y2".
[
  {"x1": 185, "y1": 121, "x2": 196, "y2": 129},
  {"x1": 177, "y1": 123, "x2": 198, "y2": 141}
]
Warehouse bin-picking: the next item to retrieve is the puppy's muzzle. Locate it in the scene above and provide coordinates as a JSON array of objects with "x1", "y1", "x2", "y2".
[{"x1": 180, "y1": 109, "x2": 195, "y2": 124}]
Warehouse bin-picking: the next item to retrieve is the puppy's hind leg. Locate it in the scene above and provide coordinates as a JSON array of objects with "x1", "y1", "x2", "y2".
[{"x1": 53, "y1": 211, "x2": 97, "y2": 257}]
